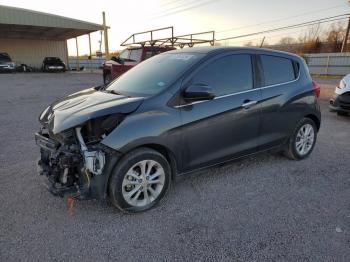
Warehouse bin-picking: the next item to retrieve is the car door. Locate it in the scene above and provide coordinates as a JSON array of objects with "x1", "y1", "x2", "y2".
[
  {"x1": 257, "y1": 54, "x2": 301, "y2": 149},
  {"x1": 179, "y1": 53, "x2": 262, "y2": 172},
  {"x1": 111, "y1": 49, "x2": 141, "y2": 77}
]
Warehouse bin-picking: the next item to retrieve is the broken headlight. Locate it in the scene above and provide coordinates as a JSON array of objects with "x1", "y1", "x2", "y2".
[{"x1": 81, "y1": 113, "x2": 125, "y2": 144}]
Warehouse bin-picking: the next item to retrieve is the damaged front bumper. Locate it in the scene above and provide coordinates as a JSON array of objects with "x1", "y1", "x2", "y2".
[
  {"x1": 329, "y1": 92, "x2": 350, "y2": 113},
  {"x1": 35, "y1": 128, "x2": 119, "y2": 200}
]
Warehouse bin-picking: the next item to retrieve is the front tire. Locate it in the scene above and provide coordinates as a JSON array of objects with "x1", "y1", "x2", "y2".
[
  {"x1": 284, "y1": 118, "x2": 317, "y2": 160},
  {"x1": 108, "y1": 148, "x2": 171, "y2": 213}
]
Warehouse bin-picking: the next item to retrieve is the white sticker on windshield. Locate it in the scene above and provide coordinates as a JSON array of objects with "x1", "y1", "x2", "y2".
[
  {"x1": 170, "y1": 54, "x2": 194, "y2": 61},
  {"x1": 158, "y1": 81, "x2": 165, "y2": 87}
]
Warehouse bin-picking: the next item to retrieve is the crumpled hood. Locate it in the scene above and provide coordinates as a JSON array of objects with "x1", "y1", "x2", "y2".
[{"x1": 39, "y1": 87, "x2": 144, "y2": 134}]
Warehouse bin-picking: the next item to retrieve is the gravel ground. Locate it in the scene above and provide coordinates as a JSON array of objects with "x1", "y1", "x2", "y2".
[{"x1": 0, "y1": 73, "x2": 349, "y2": 262}]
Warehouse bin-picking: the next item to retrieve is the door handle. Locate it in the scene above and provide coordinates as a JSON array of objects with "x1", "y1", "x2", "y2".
[{"x1": 241, "y1": 100, "x2": 257, "y2": 109}]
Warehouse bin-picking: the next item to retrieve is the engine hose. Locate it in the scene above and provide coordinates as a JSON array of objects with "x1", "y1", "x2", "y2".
[{"x1": 85, "y1": 170, "x2": 91, "y2": 188}]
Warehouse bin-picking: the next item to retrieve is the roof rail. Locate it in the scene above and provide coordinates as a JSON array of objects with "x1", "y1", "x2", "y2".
[{"x1": 121, "y1": 27, "x2": 215, "y2": 48}]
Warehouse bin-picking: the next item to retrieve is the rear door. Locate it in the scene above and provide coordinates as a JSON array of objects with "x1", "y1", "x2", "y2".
[
  {"x1": 179, "y1": 53, "x2": 262, "y2": 172},
  {"x1": 257, "y1": 54, "x2": 301, "y2": 149}
]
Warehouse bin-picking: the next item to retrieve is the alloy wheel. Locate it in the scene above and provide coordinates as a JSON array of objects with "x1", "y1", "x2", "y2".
[
  {"x1": 122, "y1": 160, "x2": 165, "y2": 207},
  {"x1": 295, "y1": 123, "x2": 315, "y2": 156}
]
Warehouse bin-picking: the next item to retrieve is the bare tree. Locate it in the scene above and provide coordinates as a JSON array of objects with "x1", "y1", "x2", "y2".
[
  {"x1": 322, "y1": 21, "x2": 346, "y2": 52},
  {"x1": 244, "y1": 41, "x2": 253, "y2": 47},
  {"x1": 299, "y1": 23, "x2": 321, "y2": 43},
  {"x1": 278, "y1": 37, "x2": 297, "y2": 45},
  {"x1": 298, "y1": 23, "x2": 322, "y2": 53}
]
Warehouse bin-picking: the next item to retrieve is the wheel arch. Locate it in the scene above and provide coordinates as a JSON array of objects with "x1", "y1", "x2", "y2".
[
  {"x1": 104, "y1": 143, "x2": 178, "y2": 198},
  {"x1": 125, "y1": 143, "x2": 178, "y2": 180},
  {"x1": 304, "y1": 113, "x2": 320, "y2": 131}
]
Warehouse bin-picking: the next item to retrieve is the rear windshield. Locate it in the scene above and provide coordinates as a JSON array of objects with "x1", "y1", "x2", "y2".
[
  {"x1": 45, "y1": 57, "x2": 62, "y2": 62},
  {"x1": 0, "y1": 53, "x2": 11, "y2": 62},
  {"x1": 106, "y1": 53, "x2": 205, "y2": 96}
]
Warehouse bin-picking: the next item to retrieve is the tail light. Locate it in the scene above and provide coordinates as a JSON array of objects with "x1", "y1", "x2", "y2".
[{"x1": 312, "y1": 80, "x2": 321, "y2": 98}]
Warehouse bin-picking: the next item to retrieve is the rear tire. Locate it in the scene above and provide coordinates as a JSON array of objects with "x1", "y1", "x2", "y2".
[
  {"x1": 108, "y1": 148, "x2": 171, "y2": 213},
  {"x1": 284, "y1": 118, "x2": 317, "y2": 160}
]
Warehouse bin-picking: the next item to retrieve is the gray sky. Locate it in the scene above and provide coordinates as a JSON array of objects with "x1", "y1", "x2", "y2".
[{"x1": 0, "y1": 0, "x2": 348, "y2": 55}]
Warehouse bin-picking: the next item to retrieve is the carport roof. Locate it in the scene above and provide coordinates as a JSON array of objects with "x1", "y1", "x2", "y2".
[{"x1": 0, "y1": 5, "x2": 107, "y2": 40}]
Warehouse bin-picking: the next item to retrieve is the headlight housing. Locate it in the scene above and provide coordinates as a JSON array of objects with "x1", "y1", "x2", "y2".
[
  {"x1": 39, "y1": 106, "x2": 51, "y2": 121},
  {"x1": 80, "y1": 113, "x2": 125, "y2": 144},
  {"x1": 339, "y1": 79, "x2": 346, "y2": 89}
]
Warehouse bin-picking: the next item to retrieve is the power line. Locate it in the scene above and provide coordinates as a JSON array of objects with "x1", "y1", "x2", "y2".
[
  {"x1": 159, "y1": 0, "x2": 185, "y2": 8},
  {"x1": 216, "y1": 14, "x2": 349, "y2": 42},
  {"x1": 220, "y1": 19, "x2": 347, "y2": 46},
  {"x1": 152, "y1": 0, "x2": 220, "y2": 19},
  {"x1": 153, "y1": 0, "x2": 202, "y2": 16},
  {"x1": 223, "y1": 28, "x2": 309, "y2": 45},
  {"x1": 216, "y1": 3, "x2": 348, "y2": 34}
]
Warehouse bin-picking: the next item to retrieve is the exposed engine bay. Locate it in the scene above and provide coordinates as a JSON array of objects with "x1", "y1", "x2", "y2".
[
  {"x1": 34, "y1": 86, "x2": 144, "y2": 199},
  {"x1": 35, "y1": 114, "x2": 123, "y2": 199}
]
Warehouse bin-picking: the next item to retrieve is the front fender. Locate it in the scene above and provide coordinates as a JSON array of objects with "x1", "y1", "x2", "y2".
[{"x1": 101, "y1": 106, "x2": 182, "y2": 154}]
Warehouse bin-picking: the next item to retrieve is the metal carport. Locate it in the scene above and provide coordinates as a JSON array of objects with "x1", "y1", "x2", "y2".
[{"x1": 0, "y1": 5, "x2": 108, "y2": 69}]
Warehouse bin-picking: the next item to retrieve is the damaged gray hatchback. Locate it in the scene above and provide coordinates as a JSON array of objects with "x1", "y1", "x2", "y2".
[{"x1": 35, "y1": 47, "x2": 321, "y2": 212}]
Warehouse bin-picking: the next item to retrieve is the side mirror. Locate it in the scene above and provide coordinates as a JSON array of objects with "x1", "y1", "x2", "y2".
[{"x1": 183, "y1": 83, "x2": 215, "y2": 101}]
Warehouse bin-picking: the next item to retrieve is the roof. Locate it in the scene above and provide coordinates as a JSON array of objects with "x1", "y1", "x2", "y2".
[
  {"x1": 167, "y1": 46, "x2": 301, "y2": 59},
  {"x1": 0, "y1": 5, "x2": 106, "y2": 40}
]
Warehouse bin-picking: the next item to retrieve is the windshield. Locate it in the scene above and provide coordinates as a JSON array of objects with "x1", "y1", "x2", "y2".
[
  {"x1": 106, "y1": 52, "x2": 204, "y2": 96},
  {"x1": 0, "y1": 53, "x2": 11, "y2": 62}
]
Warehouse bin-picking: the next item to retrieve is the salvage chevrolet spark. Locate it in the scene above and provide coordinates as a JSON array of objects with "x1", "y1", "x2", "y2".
[{"x1": 35, "y1": 47, "x2": 321, "y2": 212}]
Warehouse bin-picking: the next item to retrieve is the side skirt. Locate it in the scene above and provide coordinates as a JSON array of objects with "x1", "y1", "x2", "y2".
[{"x1": 176, "y1": 144, "x2": 284, "y2": 177}]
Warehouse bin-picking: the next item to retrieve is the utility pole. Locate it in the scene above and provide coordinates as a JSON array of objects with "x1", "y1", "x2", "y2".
[
  {"x1": 341, "y1": 1, "x2": 350, "y2": 52},
  {"x1": 88, "y1": 33, "x2": 92, "y2": 72},
  {"x1": 260, "y1": 36, "x2": 266, "y2": 48},
  {"x1": 102, "y1": 11, "x2": 109, "y2": 59},
  {"x1": 341, "y1": 16, "x2": 350, "y2": 52},
  {"x1": 75, "y1": 37, "x2": 79, "y2": 71}
]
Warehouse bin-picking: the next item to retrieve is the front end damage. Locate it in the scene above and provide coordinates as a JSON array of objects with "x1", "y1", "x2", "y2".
[
  {"x1": 34, "y1": 88, "x2": 144, "y2": 199},
  {"x1": 35, "y1": 117, "x2": 121, "y2": 200}
]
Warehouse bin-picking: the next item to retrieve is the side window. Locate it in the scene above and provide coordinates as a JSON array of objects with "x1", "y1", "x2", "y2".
[
  {"x1": 192, "y1": 54, "x2": 253, "y2": 96},
  {"x1": 129, "y1": 49, "x2": 143, "y2": 62},
  {"x1": 119, "y1": 49, "x2": 130, "y2": 60},
  {"x1": 260, "y1": 55, "x2": 296, "y2": 86}
]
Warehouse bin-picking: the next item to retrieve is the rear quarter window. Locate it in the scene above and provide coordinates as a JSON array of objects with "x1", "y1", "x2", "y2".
[{"x1": 260, "y1": 55, "x2": 297, "y2": 86}]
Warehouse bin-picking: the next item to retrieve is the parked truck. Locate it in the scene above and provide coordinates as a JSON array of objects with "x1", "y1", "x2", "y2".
[{"x1": 102, "y1": 27, "x2": 215, "y2": 84}]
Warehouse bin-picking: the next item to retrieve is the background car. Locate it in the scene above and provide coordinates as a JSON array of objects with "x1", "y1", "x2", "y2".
[
  {"x1": 102, "y1": 46, "x2": 175, "y2": 84},
  {"x1": 0, "y1": 52, "x2": 16, "y2": 72},
  {"x1": 329, "y1": 74, "x2": 350, "y2": 116},
  {"x1": 42, "y1": 57, "x2": 66, "y2": 72}
]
